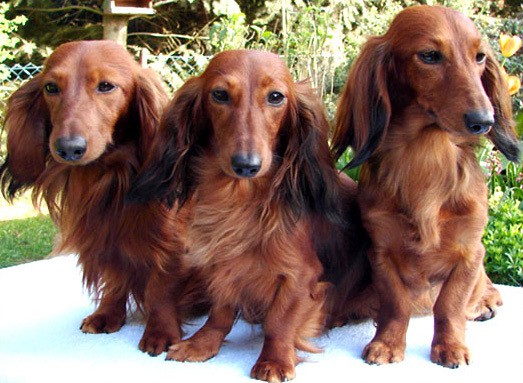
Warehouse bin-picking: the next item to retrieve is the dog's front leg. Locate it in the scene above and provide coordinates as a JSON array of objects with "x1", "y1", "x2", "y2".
[
  {"x1": 431, "y1": 244, "x2": 484, "y2": 368},
  {"x1": 166, "y1": 304, "x2": 236, "y2": 362},
  {"x1": 362, "y1": 247, "x2": 412, "y2": 365},
  {"x1": 250, "y1": 276, "x2": 324, "y2": 383},
  {"x1": 80, "y1": 278, "x2": 128, "y2": 334},
  {"x1": 139, "y1": 269, "x2": 184, "y2": 356}
]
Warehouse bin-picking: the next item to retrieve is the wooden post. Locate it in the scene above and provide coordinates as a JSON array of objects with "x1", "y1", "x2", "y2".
[
  {"x1": 139, "y1": 48, "x2": 149, "y2": 68},
  {"x1": 102, "y1": 0, "x2": 154, "y2": 47},
  {"x1": 102, "y1": 14, "x2": 130, "y2": 46}
]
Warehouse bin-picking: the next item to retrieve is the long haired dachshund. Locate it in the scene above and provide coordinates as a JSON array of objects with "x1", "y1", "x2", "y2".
[
  {"x1": 332, "y1": 6, "x2": 520, "y2": 368},
  {"x1": 0, "y1": 40, "x2": 199, "y2": 355},
  {"x1": 128, "y1": 49, "x2": 371, "y2": 382}
]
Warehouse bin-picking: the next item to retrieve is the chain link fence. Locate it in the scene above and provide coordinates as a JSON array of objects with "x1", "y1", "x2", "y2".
[
  {"x1": 2, "y1": 63, "x2": 42, "y2": 81},
  {"x1": 0, "y1": 55, "x2": 209, "y2": 112},
  {"x1": 145, "y1": 53, "x2": 210, "y2": 95},
  {"x1": 1, "y1": 63, "x2": 43, "y2": 111}
]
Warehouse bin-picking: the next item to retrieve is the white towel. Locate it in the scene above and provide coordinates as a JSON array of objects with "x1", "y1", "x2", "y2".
[{"x1": 0, "y1": 255, "x2": 521, "y2": 383}]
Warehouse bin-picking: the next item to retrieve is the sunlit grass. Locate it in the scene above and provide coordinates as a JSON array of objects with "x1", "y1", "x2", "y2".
[
  {"x1": 0, "y1": 191, "x2": 56, "y2": 268},
  {"x1": 0, "y1": 190, "x2": 48, "y2": 221}
]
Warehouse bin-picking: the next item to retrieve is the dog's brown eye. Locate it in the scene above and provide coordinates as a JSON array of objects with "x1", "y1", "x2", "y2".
[
  {"x1": 418, "y1": 50, "x2": 443, "y2": 64},
  {"x1": 211, "y1": 89, "x2": 230, "y2": 104},
  {"x1": 476, "y1": 52, "x2": 486, "y2": 64},
  {"x1": 44, "y1": 82, "x2": 60, "y2": 95},
  {"x1": 267, "y1": 91, "x2": 285, "y2": 106},
  {"x1": 97, "y1": 81, "x2": 116, "y2": 93}
]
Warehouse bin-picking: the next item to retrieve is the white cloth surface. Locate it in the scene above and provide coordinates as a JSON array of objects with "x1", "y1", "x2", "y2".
[{"x1": 0, "y1": 255, "x2": 521, "y2": 383}]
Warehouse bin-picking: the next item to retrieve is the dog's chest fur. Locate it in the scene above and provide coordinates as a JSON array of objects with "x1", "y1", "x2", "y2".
[{"x1": 185, "y1": 174, "x2": 317, "y2": 318}]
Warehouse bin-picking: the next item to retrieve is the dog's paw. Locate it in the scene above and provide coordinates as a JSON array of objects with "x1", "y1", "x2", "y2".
[
  {"x1": 250, "y1": 360, "x2": 296, "y2": 383},
  {"x1": 80, "y1": 312, "x2": 125, "y2": 334},
  {"x1": 166, "y1": 339, "x2": 219, "y2": 362},
  {"x1": 431, "y1": 342, "x2": 470, "y2": 368},
  {"x1": 362, "y1": 340, "x2": 405, "y2": 365},
  {"x1": 468, "y1": 285, "x2": 503, "y2": 322},
  {"x1": 139, "y1": 329, "x2": 180, "y2": 356}
]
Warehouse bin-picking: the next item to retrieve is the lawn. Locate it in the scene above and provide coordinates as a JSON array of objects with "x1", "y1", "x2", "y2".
[{"x1": 0, "y1": 192, "x2": 57, "y2": 268}]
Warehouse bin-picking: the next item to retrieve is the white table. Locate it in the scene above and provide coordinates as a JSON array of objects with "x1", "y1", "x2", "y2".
[{"x1": 1, "y1": 255, "x2": 521, "y2": 383}]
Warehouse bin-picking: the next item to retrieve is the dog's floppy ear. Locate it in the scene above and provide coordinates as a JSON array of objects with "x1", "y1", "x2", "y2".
[
  {"x1": 273, "y1": 80, "x2": 342, "y2": 223},
  {"x1": 133, "y1": 69, "x2": 169, "y2": 163},
  {"x1": 0, "y1": 74, "x2": 50, "y2": 200},
  {"x1": 482, "y1": 48, "x2": 521, "y2": 163},
  {"x1": 332, "y1": 37, "x2": 392, "y2": 168},
  {"x1": 127, "y1": 77, "x2": 205, "y2": 207}
]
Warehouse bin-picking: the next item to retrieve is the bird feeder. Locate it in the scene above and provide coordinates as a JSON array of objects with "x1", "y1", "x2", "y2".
[{"x1": 102, "y1": 0, "x2": 154, "y2": 46}]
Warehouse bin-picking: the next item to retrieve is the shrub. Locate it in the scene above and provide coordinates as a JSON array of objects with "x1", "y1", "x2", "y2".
[{"x1": 483, "y1": 187, "x2": 523, "y2": 286}]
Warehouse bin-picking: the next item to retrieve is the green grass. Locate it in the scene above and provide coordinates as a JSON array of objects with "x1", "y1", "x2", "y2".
[
  {"x1": 0, "y1": 214, "x2": 57, "y2": 268},
  {"x1": 0, "y1": 191, "x2": 56, "y2": 269}
]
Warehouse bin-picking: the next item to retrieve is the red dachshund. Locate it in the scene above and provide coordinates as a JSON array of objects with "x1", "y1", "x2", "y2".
[
  {"x1": 0, "y1": 40, "x2": 199, "y2": 355},
  {"x1": 128, "y1": 49, "x2": 371, "y2": 382},
  {"x1": 332, "y1": 5, "x2": 520, "y2": 368}
]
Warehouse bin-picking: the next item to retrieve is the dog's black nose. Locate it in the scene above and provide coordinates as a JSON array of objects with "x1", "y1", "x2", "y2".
[
  {"x1": 464, "y1": 110, "x2": 494, "y2": 135},
  {"x1": 231, "y1": 153, "x2": 262, "y2": 178},
  {"x1": 54, "y1": 136, "x2": 87, "y2": 162}
]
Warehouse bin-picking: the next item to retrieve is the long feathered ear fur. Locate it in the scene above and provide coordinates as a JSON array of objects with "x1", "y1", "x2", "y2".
[
  {"x1": 127, "y1": 77, "x2": 205, "y2": 207},
  {"x1": 0, "y1": 74, "x2": 49, "y2": 200},
  {"x1": 332, "y1": 37, "x2": 392, "y2": 168},
  {"x1": 482, "y1": 48, "x2": 521, "y2": 163},
  {"x1": 273, "y1": 81, "x2": 343, "y2": 223},
  {"x1": 133, "y1": 69, "x2": 169, "y2": 163}
]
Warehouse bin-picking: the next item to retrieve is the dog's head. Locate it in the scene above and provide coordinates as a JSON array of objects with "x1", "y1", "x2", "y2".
[
  {"x1": 333, "y1": 5, "x2": 520, "y2": 166},
  {"x1": 0, "y1": 40, "x2": 167, "y2": 199},
  {"x1": 129, "y1": 49, "x2": 339, "y2": 219},
  {"x1": 195, "y1": 49, "x2": 295, "y2": 180}
]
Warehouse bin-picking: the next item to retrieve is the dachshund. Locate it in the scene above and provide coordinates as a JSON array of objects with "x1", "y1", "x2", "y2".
[
  {"x1": 127, "y1": 49, "x2": 372, "y2": 382},
  {"x1": 0, "y1": 40, "x2": 201, "y2": 356},
  {"x1": 332, "y1": 5, "x2": 521, "y2": 368}
]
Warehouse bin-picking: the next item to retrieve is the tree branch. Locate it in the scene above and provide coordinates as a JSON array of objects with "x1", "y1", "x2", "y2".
[
  {"x1": 127, "y1": 32, "x2": 209, "y2": 40},
  {"x1": 15, "y1": 6, "x2": 103, "y2": 16},
  {"x1": 153, "y1": 1, "x2": 179, "y2": 8}
]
